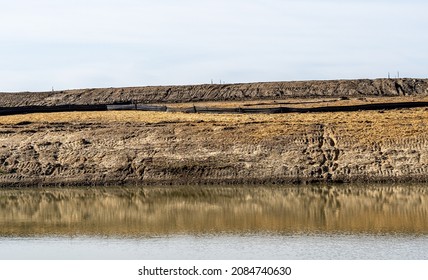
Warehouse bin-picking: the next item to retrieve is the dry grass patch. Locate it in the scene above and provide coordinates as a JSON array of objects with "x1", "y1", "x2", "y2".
[{"x1": 0, "y1": 108, "x2": 427, "y2": 144}]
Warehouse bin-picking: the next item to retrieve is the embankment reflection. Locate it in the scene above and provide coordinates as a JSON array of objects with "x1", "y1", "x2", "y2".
[{"x1": 1, "y1": 185, "x2": 428, "y2": 236}]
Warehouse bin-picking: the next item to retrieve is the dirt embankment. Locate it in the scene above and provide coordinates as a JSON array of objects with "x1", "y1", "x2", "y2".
[
  {"x1": 0, "y1": 78, "x2": 428, "y2": 186},
  {"x1": 0, "y1": 108, "x2": 427, "y2": 186},
  {"x1": 1, "y1": 78, "x2": 428, "y2": 107}
]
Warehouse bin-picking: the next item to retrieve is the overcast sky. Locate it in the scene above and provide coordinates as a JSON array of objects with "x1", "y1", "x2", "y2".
[{"x1": 0, "y1": 0, "x2": 427, "y2": 92}]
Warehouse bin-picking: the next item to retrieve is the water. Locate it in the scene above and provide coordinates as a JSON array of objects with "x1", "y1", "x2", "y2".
[
  {"x1": 2, "y1": 234, "x2": 428, "y2": 260},
  {"x1": 1, "y1": 184, "x2": 428, "y2": 259}
]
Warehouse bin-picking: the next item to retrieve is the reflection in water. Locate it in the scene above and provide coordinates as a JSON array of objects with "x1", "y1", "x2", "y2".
[{"x1": 1, "y1": 184, "x2": 428, "y2": 236}]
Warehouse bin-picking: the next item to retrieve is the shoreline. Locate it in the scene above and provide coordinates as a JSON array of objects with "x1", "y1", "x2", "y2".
[{"x1": 2, "y1": 176, "x2": 428, "y2": 189}]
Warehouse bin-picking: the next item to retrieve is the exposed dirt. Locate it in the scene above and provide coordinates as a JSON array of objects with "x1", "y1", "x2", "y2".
[
  {"x1": 1, "y1": 78, "x2": 428, "y2": 107},
  {"x1": 1, "y1": 79, "x2": 428, "y2": 186},
  {"x1": 0, "y1": 107, "x2": 427, "y2": 186}
]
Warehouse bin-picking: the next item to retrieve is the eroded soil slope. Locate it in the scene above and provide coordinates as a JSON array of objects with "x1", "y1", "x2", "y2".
[{"x1": 0, "y1": 109, "x2": 427, "y2": 186}]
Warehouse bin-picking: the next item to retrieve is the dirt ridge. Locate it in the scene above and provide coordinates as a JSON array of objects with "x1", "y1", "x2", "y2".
[{"x1": 1, "y1": 78, "x2": 428, "y2": 107}]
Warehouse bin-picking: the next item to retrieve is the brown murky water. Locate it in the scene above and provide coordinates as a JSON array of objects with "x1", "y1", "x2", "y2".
[{"x1": 1, "y1": 184, "x2": 428, "y2": 236}]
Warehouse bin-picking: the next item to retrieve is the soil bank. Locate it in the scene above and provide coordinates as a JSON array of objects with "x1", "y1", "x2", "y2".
[
  {"x1": 0, "y1": 108, "x2": 427, "y2": 186},
  {"x1": 0, "y1": 79, "x2": 428, "y2": 186}
]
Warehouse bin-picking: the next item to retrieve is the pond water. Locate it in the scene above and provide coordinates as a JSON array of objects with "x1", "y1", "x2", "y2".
[{"x1": 1, "y1": 184, "x2": 428, "y2": 259}]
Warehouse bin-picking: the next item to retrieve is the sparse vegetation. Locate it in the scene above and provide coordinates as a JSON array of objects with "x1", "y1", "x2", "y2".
[{"x1": 0, "y1": 106, "x2": 427, "y2": 144}]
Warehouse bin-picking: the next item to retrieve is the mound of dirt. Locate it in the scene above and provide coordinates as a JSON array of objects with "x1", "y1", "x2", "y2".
[{"x1": 1, "y1": 78, "x2": 427, "y2": 107}]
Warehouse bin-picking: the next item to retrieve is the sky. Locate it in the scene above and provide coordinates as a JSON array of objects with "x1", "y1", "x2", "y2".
[{"x1": 0, "y1": 0, "x2": 427, "y2": 92}]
